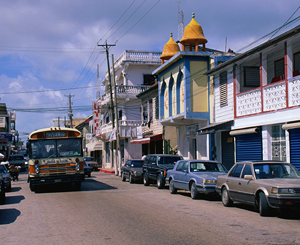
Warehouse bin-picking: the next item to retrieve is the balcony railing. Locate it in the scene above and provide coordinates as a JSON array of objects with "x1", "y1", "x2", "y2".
[
  {"x1": 98, "y1": 120, "x2": 143, "y2": 139},
  {"x1": 236, "y1": 77, "x2": 300, "y2": 117},
  {"x1": 98, "y1": 85, "x2": 150, "y2": 105}
]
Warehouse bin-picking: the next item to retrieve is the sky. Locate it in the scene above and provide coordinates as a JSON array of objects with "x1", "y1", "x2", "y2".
[{"x1": 1, "y1": 0, "x2": 300, "y2": 142}]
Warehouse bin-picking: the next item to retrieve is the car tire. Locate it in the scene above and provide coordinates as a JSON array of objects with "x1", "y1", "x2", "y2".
[
  {"x1": 259, "y1": 192, "x2": 270, "y2": 216},
  {"x1": 129, "y1": 174, "x2": 134, "y2": 184},
  {"x1": 143, "y1": 172, "x2": 149, "y2": 186},
  {"x1": 121, "y1": 172, "x2": 126, "y2": 181},
  {"x1": 74, "y1": 181, "x2": 81, "y2": 191},
  {"x1": 191, "y1": 182, "x2": 199, "y2": 199},
  {"x1": 0, "y1": 183, "x2": 5, "y2": 205},
  {"x1": 29, "y1": 182, "x2": 36, "y2": 192},
  {"x1": 169, "y1": 179, "x2": 177, "y2": 194},
  {"x1": 7, "y1": 183, "x2": 11, "y2": 192},
  {"x1": 221, "y1": 187, "x2": 233, "y2": 207},
  {"x1": 157, "y1": 174, "x2": 165, "y2": 189}
]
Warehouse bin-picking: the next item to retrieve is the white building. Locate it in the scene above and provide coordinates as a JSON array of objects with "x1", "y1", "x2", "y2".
[{"x1": 204, "y1": 24, "x2": 300, "y2": 171}]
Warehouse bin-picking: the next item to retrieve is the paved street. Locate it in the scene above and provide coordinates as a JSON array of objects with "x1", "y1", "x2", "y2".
[{"x1": 1, "y1": 171, "x2": 300, "y2": 245}]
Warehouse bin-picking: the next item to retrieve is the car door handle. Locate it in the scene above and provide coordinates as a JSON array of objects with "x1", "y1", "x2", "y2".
[{"x1": 238, "y1": 182, "x2": 241, "y2": 185}]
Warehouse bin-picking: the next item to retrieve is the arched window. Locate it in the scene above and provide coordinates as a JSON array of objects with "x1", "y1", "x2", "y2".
[
  {"x1": 160, "y1": 78, "x2": 166, "y2": 119},
  {"x1": 176, "y1": 70, "x2": 183, "y2": 114},
  {"x1": 169, "y1": 74, "x2": 174, "y2": 117}
]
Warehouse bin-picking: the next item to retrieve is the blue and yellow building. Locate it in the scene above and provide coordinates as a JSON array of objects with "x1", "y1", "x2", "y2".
[{"x1": 153, "y1": 13, "x2": 235, "y2": 160}]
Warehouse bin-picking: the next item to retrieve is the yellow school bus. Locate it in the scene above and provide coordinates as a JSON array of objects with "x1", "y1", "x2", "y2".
[{"x1": 27, "y1": 127, "x2": 85, "y2": 192}]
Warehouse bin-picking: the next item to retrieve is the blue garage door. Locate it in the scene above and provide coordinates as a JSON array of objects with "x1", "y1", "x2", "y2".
[
  {"x1": 289, "y1": 128, "x2": 300, "y2": 171},
  {"x1": 235, "y1": 133, "x2": 262, "y2": 162}
]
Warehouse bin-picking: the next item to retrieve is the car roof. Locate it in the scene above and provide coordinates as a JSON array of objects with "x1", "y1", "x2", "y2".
[
  {"x1": 236, "y1": 160, "x2": 288, "y2": 165},
  {"x1": 146, "y1": 154, "x2": 181, "y2": 157},
  {"x1": 127, "y1": 159, "x2": 144, "y2": 161}
]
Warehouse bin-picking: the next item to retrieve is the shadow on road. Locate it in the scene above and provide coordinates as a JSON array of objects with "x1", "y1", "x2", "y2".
[
  {"x1": 32, "y1": 179, "x2": 118, "y2": 193},
  {"x1": 9, "y1": 187, "x2": 22, "y2": 193},
  {"x1": 0, "y1": 208, "x2": 21, "y2": 225},
  {"x1": 5, "y1": 195, "x2": 25, "y2": 205}
]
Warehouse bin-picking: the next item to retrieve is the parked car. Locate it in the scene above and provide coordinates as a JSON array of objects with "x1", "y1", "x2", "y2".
[
  {"x1": 7, "y1": 154, "x2": 26, "y2": 171},
  {"x1": 166, "y1": 160, "x2": 227, "y2": 199},
  {"x1": 121, "y1": 159, "x2": 144, "y2": 183},
  {"x1": 84, "y1": 157, "x2": 99, "y2": 171},
  {"x1": 0, "y1": 164, "x2": 11, "y2": 191},
  {"x1": 142, "y1": 154, "x2": 183, "y2": 189},
  {"x1": 216, "y1": 160, "x2": 300, "y2": 216},
  {"x1": 0, "y1": 171, "x2": 5, "y2": 204},
  {"x1": 84, "y1": 162, "x2": 91, "y2": 177}
]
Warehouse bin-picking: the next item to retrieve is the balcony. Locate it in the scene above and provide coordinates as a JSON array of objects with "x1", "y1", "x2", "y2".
[
  {"x1": 98, "y1": 120, "x2": 144, "y2": 139},
  {"x1": 236, "y1": 77, "x2": 300, "y2": 117},
  {"x1": 98, "y1": 85, "x2": 150, "y2": 105}
]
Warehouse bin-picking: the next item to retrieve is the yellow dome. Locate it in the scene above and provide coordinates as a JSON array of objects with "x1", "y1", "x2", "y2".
[
  {"x1": 180, "y1": 13, "x2": 207, "y2": 46},
  {"x1": 160, "y1": 33, "x2": 180, "y2": 61}
]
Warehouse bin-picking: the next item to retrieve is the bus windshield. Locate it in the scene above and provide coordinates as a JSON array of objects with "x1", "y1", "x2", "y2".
[{"x1": 31, "y1": 138, "x2": 82, "y2": 159}]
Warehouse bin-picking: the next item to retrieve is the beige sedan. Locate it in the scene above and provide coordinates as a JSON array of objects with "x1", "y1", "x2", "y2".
[{"x1": 216, "y1": 161, "x2": 300, "y2": 216}]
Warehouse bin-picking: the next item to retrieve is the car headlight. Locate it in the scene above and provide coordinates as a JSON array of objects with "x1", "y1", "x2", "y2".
[
  {"x1": 272, "y1": 187, "x2": 295, "y2": 194},
  {"x1": 35, "y1": 165, "x2": 39, "y2": 174},
  {"x1": 202, "y1": 179, "x2": 216, "y2": 184},
  {"x1": 279, "y1": 188, "x2": 295, "y2": 194}
]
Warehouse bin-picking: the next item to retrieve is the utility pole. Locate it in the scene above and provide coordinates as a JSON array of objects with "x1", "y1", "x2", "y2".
[
  {"x1": 98, "y1": 41, "x2": 116, "y2": 169},
  {"x1": 65, "y1": 94, "x2": 74, "y2": 128},
  {"x1": 112, "y1": 54, "x2": 121, "y2": 176}
]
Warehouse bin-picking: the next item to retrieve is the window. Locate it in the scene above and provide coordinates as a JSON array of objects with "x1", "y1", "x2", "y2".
[
  {"x1": 274, "y1": 58, "x2": 284, "y2": 77},
  {"x1": 176, "y1": 161, "x2": 184, "y2": 171},
  {"x1": 118, "y1": 110, "x2": 122, "y2": 120},
  {"x1": 229, "y1": 164, "x2": 244, "y2": 178},
  {"x1": 272, "y1": 125, "x2": 286, "y2": 161},
  {"x1": 244, "y1": 66, "x2": 260, "y2": 87},
  {"x1": 155, "y1": 96, "x2": 159, "y2": 119},
  {"x1": 143, "y1": 74, "x2": 156, "y2": 85},
  {"x1": 241, "y1": 164, "x2": 252, "y2": 178},
  {"x1": 219, "y1": 71, "x2": 228, "y2": 107},
  {"x1": 293, "y1": 52, "x2": 300, "y2": 75}
]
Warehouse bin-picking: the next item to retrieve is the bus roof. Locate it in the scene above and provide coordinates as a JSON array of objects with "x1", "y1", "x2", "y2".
[{"x1": 29, "y1": 127, "x2": 81, "y2": 140}]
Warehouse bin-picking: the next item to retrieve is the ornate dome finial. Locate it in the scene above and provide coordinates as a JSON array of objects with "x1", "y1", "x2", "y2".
[{"x1": 160, "y1": 33, "x2": 180, "y2": 64}]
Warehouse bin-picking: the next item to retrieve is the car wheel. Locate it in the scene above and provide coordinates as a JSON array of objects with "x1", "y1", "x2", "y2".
[
  {"x1": 191, "y1": 182, "x2": 199, "y2": 199},
  {"x1": 259, "y1": 192, "x2": 270, "y2": 216},
  {"x1": 7, "y1": 183, "x2": 11, "y2": 192},
  {"x1": 0, "y1": 183, "x2": 5, "y2": 205},
  {"x1": 121, "y1": 172, "x2": 126, "y2": 181},
  {"x1": 29, "y1": 182, "x2": 36, "y2": 192},
  {"x1": 129, "y1": 174, "x2": 134, "y2": 184},
  {"x1": 169, "y1": 179, "x2": 177, "y2": 194},
  {"x1": 143, "y1": 172, "x2": 149, "y2": 186},
  {"x1": 221, "y1": 187, "x2": 233, "y2": 207},
  {"x1": 74, "y1": 181, "x2": 81, "y2": 191},
  {"x1": 157, "y1": 174, "x2": 165, "y2": 189}
]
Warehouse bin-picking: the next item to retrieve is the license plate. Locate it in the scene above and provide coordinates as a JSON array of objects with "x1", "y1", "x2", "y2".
[{"x1": 54, "y1": 179, "x2": 61, "y2": 183}]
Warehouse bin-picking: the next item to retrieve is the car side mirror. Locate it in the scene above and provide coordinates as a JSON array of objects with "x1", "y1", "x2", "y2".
[
  {"x1": 244, "y1": 175, "x2": 253, "y2": 180},
  {"x1": 151, "y1": 162, "x2": 156, "y2": 165},
  {"x1": 183, "y1": 170, "x2": 187, "y2": 173}
]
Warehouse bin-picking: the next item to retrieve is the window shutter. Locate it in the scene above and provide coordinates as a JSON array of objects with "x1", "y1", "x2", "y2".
[
  {"x1": 274, "y1": 58, "x2": 284, "y2": 77},
  {"x1": 294, "y1": 52, "x2": 300, "y2": 72},
  {"x1": 220, "y1": 71, "x2": 228, "y2": 107},
  {"x1": 244, "y1": 67, "x2": 260, "y2": 87}
]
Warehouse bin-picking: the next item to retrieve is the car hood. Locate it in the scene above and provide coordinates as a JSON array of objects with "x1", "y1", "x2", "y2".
[
  {"x1": 256, "y1": 178, "x2": 300, "y2": 188},
  {"x1": 9, "y1": 160, "x2": 25, "y2": 164},
  {"x1": 158, "y1": 164, "x2": 176, "y2": 170},
  {"x1": 131, "y1": 167, "x2": 143, "y2": 172},
  {"x1": 191, "y1": 172, "x2": 227, "y2": 179}
]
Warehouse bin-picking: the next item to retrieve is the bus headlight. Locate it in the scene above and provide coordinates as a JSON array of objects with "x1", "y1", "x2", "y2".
[
  {"x1": 35, "y1": 165, "x2": 39, "y2": 174},
  {"x1": 75, "y1": 162, "x2": 80, "y2": 171}
]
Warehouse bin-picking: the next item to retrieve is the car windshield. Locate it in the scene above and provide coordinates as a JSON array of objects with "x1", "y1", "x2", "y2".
[
  {"x1": 157, "y1": 156, "x2": 182, "y2": 164},
  {"x1": 254, "y1": 163, "x2": 300, "y2": 179},
  {"x1": 131, "y1": 161, "x2": 143, "y2": 167},
  {"x1": 9, "y1": 155, "x2": 24, "y2": 161},
  {"x1": 84, "y1": 157, "x2": 94, "y2": 161},
  {"x1": 0, "y1": 165, "x2": 8, "y2": 173},
  {"x1": 190, "y1": 162, "x2": 227, "y2": 172}
]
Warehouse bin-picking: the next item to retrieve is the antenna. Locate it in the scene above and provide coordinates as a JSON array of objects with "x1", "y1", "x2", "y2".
[{"x1": 177, "y1": 2, "x2": 184, "y2": 41}]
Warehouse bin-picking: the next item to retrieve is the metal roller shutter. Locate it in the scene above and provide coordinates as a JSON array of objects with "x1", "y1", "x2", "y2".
[
  {"x1": 289, "y1": 128, "x2": 300, "y2": 170},
  {"x1": 221, "y1": 131, "x2": 235, "y2": 170},
  {"x1": 235, "y1": 133, "x2": 262, "y2": 162}
]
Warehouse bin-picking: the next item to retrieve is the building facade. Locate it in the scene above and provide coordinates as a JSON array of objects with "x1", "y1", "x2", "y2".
[{"x1": 205, "y1": 24, "x2": 300, "y2": 171}]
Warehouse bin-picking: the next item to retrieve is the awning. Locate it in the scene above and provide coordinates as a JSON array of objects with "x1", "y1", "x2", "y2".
[
  {"x1": 198, "y1": 120, "x2": 234, "y2": 135},
  {"x1": 86, "y1": 141, "x2": 102, "y2": 151},
  {"x1": 282, "y1": 122, "x2": 300, "y2": 130},
  {"x1": 229, "y1": 127, "x2": 260, "y2": 136},
  {"x1": 150, "y1": 134, "x2": 163, "y2": 141},
  {"x1": 130, "y1": 138, "x2": 150, "y2": 145}
]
